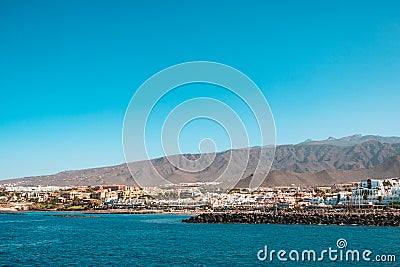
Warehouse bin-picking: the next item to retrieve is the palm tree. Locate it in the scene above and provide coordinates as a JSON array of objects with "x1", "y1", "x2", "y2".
[{"x1": 376, "y1": 195, "x2": 383, "y2": 210}]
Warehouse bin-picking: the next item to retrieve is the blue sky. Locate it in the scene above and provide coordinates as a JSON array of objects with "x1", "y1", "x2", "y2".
[{"x1": 1, "y1": 0, "x2": 399, "y2": 179}]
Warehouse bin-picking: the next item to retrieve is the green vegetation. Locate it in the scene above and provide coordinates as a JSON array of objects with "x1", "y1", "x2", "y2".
[
  {"x1": 314, "y1": 188, "x2": 325, "y2": 197},
  {"x1": 32, "y1": 203, "x2": 57, "y2": 210},
  {"x1": 383, "y1": 181, "x2": 392, "y2": 187},
  {"x1": 64, "y1": 205, "x2": 87, "y2": 211},
  {"x1": 389, "y1": 202, "x2": 400, "y2": 209},
  {"x1": 31, "y1": 203, "x2": 88, "y2": 211}
]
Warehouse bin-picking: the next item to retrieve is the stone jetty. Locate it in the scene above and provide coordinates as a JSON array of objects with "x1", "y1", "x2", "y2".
[{"x1": 182, "y1": 211, "x2": 400, "y2": 226}]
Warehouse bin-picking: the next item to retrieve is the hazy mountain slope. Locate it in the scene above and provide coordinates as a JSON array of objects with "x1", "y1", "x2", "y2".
[
  {"x1": 236, "y1": 155, "x2": 400, "y2": 187},
  {"x1": 300, "y1": 134, "x2": 400, "y2": 146},
  {"x1": 273, "y1": 140, "x2": 400, "y2": 172}
]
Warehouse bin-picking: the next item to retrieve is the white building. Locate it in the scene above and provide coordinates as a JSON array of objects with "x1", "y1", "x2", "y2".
[{"x1": 347, "y1": 178, "x2": 400, "y2": 205}]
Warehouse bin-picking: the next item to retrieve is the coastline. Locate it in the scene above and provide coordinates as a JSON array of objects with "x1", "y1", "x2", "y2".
[
  {"x1": 0, "y1": 208, "x2": 200, "y2": 216},
  {"x1": 3, "y1": 208, "x2": 400, "y2": 226},
  {"x1": 5, "y1": 208, "x2": 400, "y2": 227},
  {"x1": 84, "y1": 209, "x2": 199, "y2": 215}
]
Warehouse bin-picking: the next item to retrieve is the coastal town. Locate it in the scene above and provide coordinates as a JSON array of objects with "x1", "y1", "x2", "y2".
[{"x1": 1, "y1": 178, "x2": 400, "y2": 213}]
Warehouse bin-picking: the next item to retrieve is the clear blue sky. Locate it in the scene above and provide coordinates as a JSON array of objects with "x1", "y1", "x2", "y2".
[{"x1": 1, "y1": 0, "x2": 399, "y2": 179}]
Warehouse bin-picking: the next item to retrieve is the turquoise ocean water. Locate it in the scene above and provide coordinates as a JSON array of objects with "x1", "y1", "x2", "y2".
[{"x1": 0, "y1": 212, "x2": 399, "y2": 266}]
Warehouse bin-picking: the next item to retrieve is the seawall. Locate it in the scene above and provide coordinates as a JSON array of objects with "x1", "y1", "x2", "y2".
[{"x1": 182, "y1": 211, "x2": 400, "y2": 226}]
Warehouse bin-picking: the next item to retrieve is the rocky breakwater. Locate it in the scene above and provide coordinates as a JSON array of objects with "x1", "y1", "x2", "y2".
[{"x1": 182, "y1": 211, "x2": 400, "y2": 226}]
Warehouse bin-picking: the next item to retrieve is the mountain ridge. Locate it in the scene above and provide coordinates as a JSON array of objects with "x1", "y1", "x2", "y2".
[
  {"x1": 2, "y1": 135, "x2": 400, "y2": 187},
  {"x1": 300, "y1": 134, "x2": 400, "y2": 146}
]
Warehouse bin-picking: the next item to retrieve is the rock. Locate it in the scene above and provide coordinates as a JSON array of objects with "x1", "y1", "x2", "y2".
[{"x1": 182, "y1": 211, "x2": 400, "y2": 226}]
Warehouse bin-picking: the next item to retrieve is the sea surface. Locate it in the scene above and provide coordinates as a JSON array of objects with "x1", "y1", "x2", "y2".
[{"x1": 0, "y1": 212, "x2": 399, "y2": 266}]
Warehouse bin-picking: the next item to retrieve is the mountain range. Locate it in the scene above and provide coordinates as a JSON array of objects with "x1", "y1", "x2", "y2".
[
  {"x1": 300, "y1": 134, "x2": 400, "y2": 147},
  {"x1": 2, "y1": 134, "x2": 400, "y2": 188}
]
